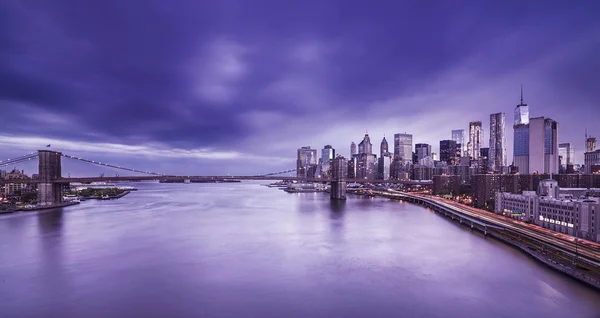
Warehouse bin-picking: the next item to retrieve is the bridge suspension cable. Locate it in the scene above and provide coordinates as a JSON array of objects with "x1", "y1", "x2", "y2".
[
  {"x1": 258, "y1": 168, "x2": 296, "y2": 176},
  {"x1": 0, "y1": 153, "x2": 38, "y2": 168},
  {"x1": 61, "y1": 154, "x2": 166, "y2": 176}
]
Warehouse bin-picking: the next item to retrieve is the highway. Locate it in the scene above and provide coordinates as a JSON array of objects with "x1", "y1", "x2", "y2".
[{"x1": 396, "y1": 191, "x2": 600, "y2": 264}]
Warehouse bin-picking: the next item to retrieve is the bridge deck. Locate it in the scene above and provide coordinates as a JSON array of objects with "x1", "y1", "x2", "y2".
[{"x1": 0, "y1": 175, "x2": 433, "y2": 185}]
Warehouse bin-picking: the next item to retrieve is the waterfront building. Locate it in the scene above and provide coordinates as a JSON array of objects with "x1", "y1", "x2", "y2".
[
  {"x1": 496, "y1": 179, "x2": 600, "y2": 242},
  {"x1": 472, "y1": 174, "x2": 501, "y2": 210},
  {"x1": 394, "y1": 133, "x2": 413, "y2": 166},
  {"x1": 415, "y1": 143, "x2": 432, "y2": 162},
  {"x1": 4, "y1": 168, "x2": 31, "y2": 196},
  {"x1": 489, "y1": 112, "x2": 507, "y2": 172},
  {"x1": 347, "y1": 156, "x2": 357, "y2": 179},
  {"x1": 467, "y1": 121, "x2": 483, "y2": 160},
  {"x1": 513, "y1": 87, "x2": 530, "y2": 174},
  {"x1": 558, "y1": 143, "x2": 575, "y2": 173},
  {"x1": 440, "y1": 140, "x2": 460, "y2": 165},
  {"x1": 296, "y1": 146, "x2": 317, "y2": 178},
  {"x1": 321, "y1": 145, "x2": 335, "y2": 178},
  {"x1": 451, "y1": 129, "x2": 465, "y2": 156}
]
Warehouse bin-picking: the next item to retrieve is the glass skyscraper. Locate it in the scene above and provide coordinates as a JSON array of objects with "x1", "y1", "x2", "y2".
[
  {"x1": 489, "y1": 112, "x2": 507, "y2": 172},
  {"x1": 558, "y1": 143, "x2": 574, "y2": 172},
  {"x1": 394, "y1": 133, "x2": 413, "y2": 166},
  {"x1": 297, "y1": 146, "x2": 317, "y2": 178},
  {"x1": 468, "y1": 121, "x2": 483, "y2": 160},
  {"x1": 513, "y1": 87, "x2": 530, "y2": 173},
  {"x1": 451, "y1": 129, "x2": 465, "y2": 156},
  {"x1": 415, "y1": 143, "x2": 432, "y2": 162},
  {"x1": 320, "y1": 145, "x2": 335, "y2": 177}
]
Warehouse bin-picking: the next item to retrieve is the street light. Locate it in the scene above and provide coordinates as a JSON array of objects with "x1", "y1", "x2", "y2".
[{"x1": 572, "y1": 224, "x2": 578, "y2": 267}]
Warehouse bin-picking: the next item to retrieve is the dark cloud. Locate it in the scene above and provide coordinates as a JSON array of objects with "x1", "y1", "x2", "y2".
[{"x1": 0, "y1": 0, "x2": 599, "y2": 174}]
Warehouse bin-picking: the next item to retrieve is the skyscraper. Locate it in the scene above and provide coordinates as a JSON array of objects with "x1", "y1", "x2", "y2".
[
  {"x1": 356, "y1": 133, "x2": 376, "y2": 179},
  {"x1": 513, "y1": 86, "x2": 530, "y2": 173},
  {"x1": 586, "y1": 135, "x2": 597, "y2": 153},
  {"x1": 321, "y1": 145, "x2": 335, "y2": 178},
  {"x1": 350, "y1": 142, "x2": 357, "y2": 156},
  {"x1": 529, "y1": 117, "x2": 559, "y2": 174},
  {"x1": 489, "y1": 112, "x2": 507, "y2": 172},
  {"x1": 297, "y1": 146, "x2": 317, "y2": 178},
  {"x1": 380, "y1": 136, "x2": 389, "y2": 158},
  {"x1": 558, "y1": 143, "x2": 574, "y2": 172},
  {"x1": 394, "y1": 133, "x2": 413, "y2": 165},
  {"x1": 468, "y1": 121, "x2": 483, "y2": 160},
  {"x1": 415, "y1": 143, "x2": 432, "y2": 162},
  {"x1": 440, "y1": 140, "x2": 460, "y2": 165},
  {"x1": 378, "y1": 136, "x2": 391, "y2": 180},
  {"x1": 451, "y1": 129, "x2": 465, "y2": 156},
  {"x1": 358, "y1": 133, "x2": 372, "y2": 155},
  {"x1": 543, "y1": 118, "x2": 559, "y2": 174}
]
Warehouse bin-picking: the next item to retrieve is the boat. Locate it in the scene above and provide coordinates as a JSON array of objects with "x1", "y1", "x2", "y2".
[
  {"x1": 283, "y1": 183, "x2": 327, "y2": 193},
  {"x1": 100, "y1": 195, "x2": 110, "y2": 200}
]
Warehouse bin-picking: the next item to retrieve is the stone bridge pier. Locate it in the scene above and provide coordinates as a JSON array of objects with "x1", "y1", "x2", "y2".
[
  {"x1": 37, "y1": 150, "x2": 63, "y2": 206},
  {"x1": 330, "y1": 156, "x2": 347, "y2": 200}
]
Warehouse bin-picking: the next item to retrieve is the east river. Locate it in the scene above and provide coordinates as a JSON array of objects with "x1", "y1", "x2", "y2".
[{"x1": 0, "y1": 182, "x2": 598, "y2": 318}]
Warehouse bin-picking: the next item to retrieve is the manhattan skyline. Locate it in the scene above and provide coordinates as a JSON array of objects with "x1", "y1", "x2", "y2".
[{"x1": 1, "y1": 1, "x2": 599, "y2": 175}]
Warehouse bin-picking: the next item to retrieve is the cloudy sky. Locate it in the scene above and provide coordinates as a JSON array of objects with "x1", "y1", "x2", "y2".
[{"x1": 1, "y1": 0, "x2": 599, "y2": 176}]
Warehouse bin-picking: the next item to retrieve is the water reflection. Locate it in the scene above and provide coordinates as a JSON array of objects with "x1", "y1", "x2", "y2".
[
  {"x1": 0, "y1": 183, "x2": 598, "y2": 318},
  {"x1": 329, "y1": 199, "x2": 346, "y2": 218}
]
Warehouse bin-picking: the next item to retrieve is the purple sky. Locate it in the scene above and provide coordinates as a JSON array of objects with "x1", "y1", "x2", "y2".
[{"x1": 1, "y1": 1, "x2": 599, "y2": 176}]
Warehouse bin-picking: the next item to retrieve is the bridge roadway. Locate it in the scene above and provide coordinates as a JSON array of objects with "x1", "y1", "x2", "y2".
[
  {"x1": 0, "y1": 175, "x2": 433, "y2": 185},
  {"x1": 392, "y1": 191, "x2": 600, "y2": 266}
]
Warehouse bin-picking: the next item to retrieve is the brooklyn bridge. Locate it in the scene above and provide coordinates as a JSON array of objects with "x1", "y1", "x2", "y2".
[{"x1": 0, "y1": 150, "x2": 431, "y2": 206}]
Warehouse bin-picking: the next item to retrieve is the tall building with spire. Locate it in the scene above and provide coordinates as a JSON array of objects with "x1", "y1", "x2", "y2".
[
  {"x1": 378, "y1": 136, "x2": 391, "y2": 180},
  {"x1": 513, "y1": 86, "x2": 530, "y2": 173},
  {"x1": 358, "y1": 132, "x2": 372, "y2": 155},
  {"x1": 489, "y1": 112, "x2": 507, "y2": 172},
  {"x1": 584, "y1": 131, "x2": 599, "y2": 174},
  {"x1": 356, "y1": 133, "x2": 376, "y2": 179},
  {"x1": 380, "y1": 136, "x2": 389, "y2": 158}
]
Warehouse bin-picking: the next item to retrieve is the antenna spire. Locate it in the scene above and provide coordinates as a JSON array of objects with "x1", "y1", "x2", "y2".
[{"x1": 520, "y1": 84, "x2": 523, "y2": 104}]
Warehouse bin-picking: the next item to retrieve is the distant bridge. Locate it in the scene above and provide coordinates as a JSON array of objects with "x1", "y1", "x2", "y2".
[{"x1": 0, "y1": 150, "x2": 430, "y2": 205}]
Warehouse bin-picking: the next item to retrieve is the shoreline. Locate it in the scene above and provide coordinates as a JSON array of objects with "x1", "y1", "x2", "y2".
[
  {"x1": 0, "y1": 191, "x2": 132, "y2": 215},
  {"x1": 351, "y1": 190, "x2": 600, "y2": 291}
]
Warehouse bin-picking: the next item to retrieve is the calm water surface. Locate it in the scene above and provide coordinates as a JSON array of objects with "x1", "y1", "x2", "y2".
[{"x1": 0, "y1": 182, "x2": 598, "y2": 318}]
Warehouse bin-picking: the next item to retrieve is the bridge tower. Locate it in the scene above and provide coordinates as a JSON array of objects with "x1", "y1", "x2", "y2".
[
  {"x1": 37, "y1": 150, "x2": 63, "y2": 206},
  {"x1": 330, "y1": 156, "x2": 347, "y2": 200}
]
